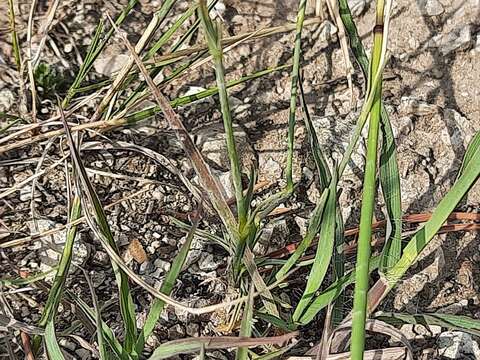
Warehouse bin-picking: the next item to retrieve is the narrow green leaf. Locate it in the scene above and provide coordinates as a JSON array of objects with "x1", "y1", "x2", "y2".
[
  {"x1": 83, "y1": 269, "x2": 108, "y2": 360},
  {"x1": 299, "y1": 75, "x2": 345, "y2": 325},
  {"x1": 275, "y1": 188, "x2": 329, "y2": 281},
  {"x1": 59, "y1": 107, "x2": 137, "y2": 352},
  {"x1": 134, "y1": 214, "x2": 201, "y2": 356},
  {"x1": 375, "y1": 312, "x2": 480, "y2": 337},
  {"x1": 236, "y1": 285, "x2": 254, "y2": 360},
  {"x1": 45, "y1": 321, "x2": 66, "y2": 360},
  {"x1": 459, "y1": 130, "x2": 480, "y2": 177},
  {"x1": 286, "y1": 0, "x2": 307, "y2": 189},
  {"x1": 298, "y1": 256, "x2": 381, "y2": 325},
  {"x1": 293, "y1": 169, "x2": 338, "y2": 322},
  {"x1": 68, "y1": 291, "x2": 129, "y2": 359},
  {"x1": 148, "y1": 333, "x2": 298, "y2": 360},
  {"x1": 123, "y1": 64, "x2": 289, "y2": 124},
  {"x1": 384, "y1": 131, "x2": 480, "y2": 288},
  {"x1": 63, "y1": 0, "x2": 138, "y2": 106},
  {"x1": 33, "y1": 195, "x2": 82, "y2": 353}
]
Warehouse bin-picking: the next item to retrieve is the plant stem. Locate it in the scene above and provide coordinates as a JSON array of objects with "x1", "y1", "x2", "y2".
[
  {"x1": 350, "y1": 1, "x2": 385, "y2": 358},
  {"x1": 286, "y1": 0, "x2": 307, "y2": 189}
]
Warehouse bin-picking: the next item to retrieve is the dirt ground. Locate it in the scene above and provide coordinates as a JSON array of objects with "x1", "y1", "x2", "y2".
[{"x1": 0, "y1": 0, "x2": 480, "y2": 359}]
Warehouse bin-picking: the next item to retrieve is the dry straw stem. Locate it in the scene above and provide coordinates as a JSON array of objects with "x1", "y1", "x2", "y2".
[
  {"x1": 92, "y1": 6, "x2": 321, "y2": 122},
  {"x1": 26, "y1": 0, "x2": 38, "y2": 123},
  {"x1": 31, "y1": 0, "x2": 61, "y2": 67},
  {"x1": 106, "y1": 14, "x2": 238, "y2": 234}
]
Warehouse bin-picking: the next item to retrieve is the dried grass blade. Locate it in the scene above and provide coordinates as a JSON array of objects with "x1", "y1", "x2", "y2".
[
  {"x1": 148, "y1": 332, "x2": 298, "y2": 360},
  {"x1": 107, "y1": 15, "x2": 238, "y2": 235},
  {"x1": 59, "y1": 105, "x2": 137, "y2": 352}
]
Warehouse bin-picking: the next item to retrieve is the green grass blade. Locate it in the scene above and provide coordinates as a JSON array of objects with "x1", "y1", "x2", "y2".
[
  {"x1": 300, "y1": 75, "x2": 345, "y2": 325},
  {"x1": 69, "y1": 291, "x2": 130, "y2": 359},
  {"x1": 63, "y1": 0, "x2": 138, "y2": 106},
  {"x1": 292, "y1": 170, "x2": 338, "y2": 322},
  {"x1": 147, "y1": 333, "x2": 298, "y2": 360},
  {"x1": 32, "y1": 195, "x2": 81, "y2": 353},
  {"x1": 198, "y1": 0, "x2": 246, "y2": 226},
  {"x1": 375, "y1": 312, "x2": 480, "y2": 337},
  {"x1": 298, "y1": 256, "x2": 381, "y2": 325},
  {"x1": 122, "y1": 64, "x2": 289, "y2": 124},
  {"x1": 459, "y1": 131, "x2": 480, "y2": 177},
  {"x1": 45, "y1": 320, "x2": 66, "y2": 360},
  {"x1": 286, "y1": 0, "x2": 307, "y2": 189},
  {"x1": 379, "y1": 116, "x2": 402, "y2": 271},
  {"x1": 236, "y1": 285, "x2": 254, "y2": 360},
  {"x1": 169, "y1": 216, "x2": 231, "y2": 253},
  {"x1": 59, "y1": 107, "x2": 137, "y2": 352},
  {"x1": 384, "y1": 131, "x2": 480, "y2": 288},
  {"x1": 299, "y1": 77, "x2": 330, "y2": 189},
  {"x1": 0, "y1": 268, "x2": 57, "y2": 287},
  {"x1": 145, "y1": 3, "x2": 197, "y2": 59},
  {"x1": 134, "y1": 214, "x2": 200, "y2": 357},
  {"x1": 275, "y1": 188, "x2": 329, "y2": 281},
  {"x1": 83, "y1": 269, "x2": 108, "y2": 360},
  {"x1": 243, "y1": 246, "x2": 280, "y2": 318},
  {"x1": 332, "y1": 208, "x2": 346, "y2": 326},
  {"x1": 351, "y1": 1, "x2": 386, "y2": 356},
  {"x1": 338, "y1": 0, "x2": 402, "y2": 273}
]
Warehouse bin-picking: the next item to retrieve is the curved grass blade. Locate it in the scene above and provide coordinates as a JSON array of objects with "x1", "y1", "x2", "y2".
[
  {"x1": 59, "y1": 106, "x2": 137, "y2": 352},
  {"x1": 375, "y1": 312, "x2": 480, "y2": 337},
  {"x1": 236, "y1": 285, "x2": 255, "y2": 360},
  {"x1": 45, "y1": 320, "x2": 65, "y2": 360},
  {"x1": 286, "y1": 0, "x2": 307, "y2": 189},
  {"x1": 32, "y1": 195, "x2": 81, "y2": 353},
  {"x1": 299, "y1": 74, "x2": 345, "y2": 325},
  {"x1": 298, "y1": 256, "x2": 381, "y2": 325},
  {"x1": 92, "y1": 0, "x2": 177, "y2": 119},
  {"x1": 148, "y1": 333, "x2": 298, "y2": 360},
  {"x1": 69, "y1": 292, "x2": 129, "y2": 359},
  {"x1": 367, "y1": 130, "x2": 480, "y2": 314},
  {"x1": 83, "y1": 269, "x2": 108, "y2": 360},
  {"x1": 134, "y1": 212, "x2": 201, "y2": 357},
  {"x1": 293, "y1": 169, "x2": 338, "y2": 322},
  {"x1": 274, "y1": 188, "x2": 329, "y2": 281}
]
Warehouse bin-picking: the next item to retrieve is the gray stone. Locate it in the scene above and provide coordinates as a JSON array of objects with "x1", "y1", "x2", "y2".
[
  {"x1": 312, "y1": 20, "x2": 338, "y2": 43},
  {"x1": 75, "y1": 348, "x2": 91, "y2": 360},
  {"x1": 153, "y1": 258, "x2": 171, "y2": 273},
  {"x1": 417, "y1": 0, "x2": 444, "y2": 16},
  {"x1": 139, "y1": 261, "x2": 154, "y2": 275},
  {"x1": 94, "y1": 54, "x2": 130, "y2": 76},
  {"x1": 429, "y1": 25, "x2": 472, "y2": 55},
  {"x1": 195, "y1": 123, "x2": 255, "y2": 171},
  {"x1": 186, "y1": 322, "x2": 200, "y2": 337},
  {"x1": 437, "y1": 331, "x2": 480, "y2": 359},
  {"x1": 198, "y1": 253, "x2": 219, "y2": 271},
  {"x1": 0, "y1": 89, "x2": 15, "y2": 112},
  {"x1": 348, "y1": 0, "x2": 370, "y2": 16}
]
